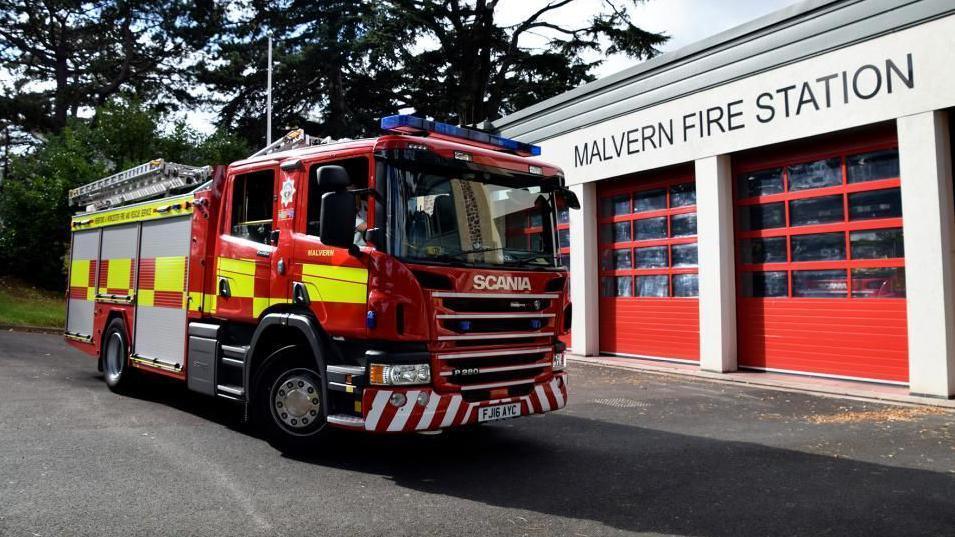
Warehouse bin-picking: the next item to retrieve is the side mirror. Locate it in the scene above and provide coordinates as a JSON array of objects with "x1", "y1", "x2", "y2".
[
  {"x1": 315, "y1": 165, "x2": 351, "y2": 191},
  {"x1": 320, "y1": 191, "x2": 357, "y2": 249},
  {"x1": 558, "y1": 187, "x2": 581, "y2": 210}
]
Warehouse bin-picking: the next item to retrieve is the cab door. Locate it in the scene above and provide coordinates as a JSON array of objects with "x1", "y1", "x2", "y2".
[
  {"x1": 214, "y1": 166, "x2": 278, "y2": 322},
  {"x1": 291, "y1": 155, "x2": 372, "y2": 339}
]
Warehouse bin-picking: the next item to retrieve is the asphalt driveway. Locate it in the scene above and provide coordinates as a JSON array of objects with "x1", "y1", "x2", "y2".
[{"x1": 0, "y1": 331, "x2": 953, "y2": 536}]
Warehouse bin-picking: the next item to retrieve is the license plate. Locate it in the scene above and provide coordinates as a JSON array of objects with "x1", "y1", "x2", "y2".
[{"x1": 478, "y1": 402, "x2": 521, "y2": 423}]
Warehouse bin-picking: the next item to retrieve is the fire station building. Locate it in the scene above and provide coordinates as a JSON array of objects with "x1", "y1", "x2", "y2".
[{"x1": 494, "y1": 0, "x2": 955, "y2": 398}]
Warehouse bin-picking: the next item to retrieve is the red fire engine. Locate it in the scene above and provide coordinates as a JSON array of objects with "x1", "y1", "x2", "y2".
[{"x1": 64, "y1": 115, "x2": 577, "y2": 449}]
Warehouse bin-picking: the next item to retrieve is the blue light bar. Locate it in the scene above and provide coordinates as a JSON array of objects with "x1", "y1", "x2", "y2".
[{"x1": 380, "y1": 115, "x2": 541, "y2": 156}]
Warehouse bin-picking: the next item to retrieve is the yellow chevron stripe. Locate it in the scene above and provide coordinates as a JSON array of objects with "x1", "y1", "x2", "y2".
[
  {"x1": 301, "y1": 264, "x2": 368, "y2": 284},
  {"x1": 218, "y1": 257, "x2": 256, "y2": 276},
  {"x1": 301, "y1": 276, "x2": 367, "y2": 304}
]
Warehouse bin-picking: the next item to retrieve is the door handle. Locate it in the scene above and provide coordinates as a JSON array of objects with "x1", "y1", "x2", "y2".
[
  {"x1": 292, "y1": 282, "x2": 310, "y2": 305},
  {"x1": 217, "y1": 277, "x2": 231, "y2": 297}
]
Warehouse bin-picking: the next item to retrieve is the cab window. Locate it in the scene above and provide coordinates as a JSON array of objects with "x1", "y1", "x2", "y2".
[
  {"x1": 306, "y1": 157, "x2": 370, "y2": 237},
  {"x1": 230, "y1": 169, "x2": 274, "y2": 244}
]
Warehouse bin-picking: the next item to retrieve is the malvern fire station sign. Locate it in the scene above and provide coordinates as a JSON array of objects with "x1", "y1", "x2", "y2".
[{"x1": 542, "y1": 16, "x2": 955, "y2": 185}]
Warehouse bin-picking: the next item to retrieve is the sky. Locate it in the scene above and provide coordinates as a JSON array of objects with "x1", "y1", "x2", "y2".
[{"x1": 183, "y1": 0, "x2": 802, "y2": 135}]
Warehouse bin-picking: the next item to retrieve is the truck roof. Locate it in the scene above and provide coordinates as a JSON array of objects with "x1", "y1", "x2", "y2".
[{"x1": 228, "y1": 133, "x2": 562, "y2": 177}]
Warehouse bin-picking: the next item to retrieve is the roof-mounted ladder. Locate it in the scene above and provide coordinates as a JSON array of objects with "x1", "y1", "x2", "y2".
[
  {"x1": 248, "y1": 129, "x2": 351, "y2": 159},
  {"x1": 69, "y1": 159, "x2": 211, "y2": 212}
]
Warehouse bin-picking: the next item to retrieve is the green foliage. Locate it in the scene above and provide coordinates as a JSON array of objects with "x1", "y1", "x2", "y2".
[
  {"x1": 0, "y1": 100, "x2": 250, "y2": 290},
  {"x1": 0, "y1": 278, "x2": 64, "y2": 328}
]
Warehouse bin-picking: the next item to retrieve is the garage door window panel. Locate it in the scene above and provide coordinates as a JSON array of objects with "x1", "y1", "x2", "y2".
[
  {"x1": 635, "y1": 217, "x2": 667, "y2": 240},
  {"x1": 670, "y1": 183, "x2": 697, "y2": 207},
  {"x1": 849, "y1": 188, "x2": 902, "y2": 221},
  {"x1": 673, "y1": 274, "x2": 699, "y2": 297},
  {"x1": 736, "y1": 144, "x2": 904, "y2": 300},
  {"x1": 789, "y1": 195, "x2": 844, "y2": 226},
  {"x1": 635, "y1": 246, "x2": 667, "y2": 268},
  {"x1": 740, "y1": 237, "x2": 787, "y2": 264},
  {"x1": 793, "y1": 269, "x2": 848, "y2": 298},
  {"x1": 671, "y1": 243, "x2": 698, "y2": 267},
  {"x1": 636, "y1": 275, "x2": 669, "y2": 297},
  {"x1": 739, "y1": 202, "x2": 785, "y2": 231},
  {"x1": 850, "y1": 228, "x2": 904, "y2": 259},
  {"x1": 847, "y1": 149, "x2": 900, "y2": 183},
  {"x1": 788, "y1": 158, "x2": 841, "y2": 191},
  {"x1": 851, "y1": 267, "x2": 906, "y2": 298},
  {"x1": 741, "y1": 271, "x2": 789, "y2": 297},
  {"x1": 738, "y1": 168, "x2": 784, "y2": 198}
]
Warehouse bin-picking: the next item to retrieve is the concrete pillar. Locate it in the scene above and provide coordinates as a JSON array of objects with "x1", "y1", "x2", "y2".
[
  {"x1": 569, "y1": 182, "x2": 600, "y2": 356},
  {"x1": 695, "y1": 155, "x2": 738, "y2": 373},
  {"x1": 898, "y1": 110, "x2": 955, "y2": 398}
]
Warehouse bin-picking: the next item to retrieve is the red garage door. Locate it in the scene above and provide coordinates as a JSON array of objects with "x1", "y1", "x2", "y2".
[
  {"x1": 734, "y1": 133, "x2": 908, "y2": 383},
  {"x1": 597, "y1": 171, "x2": 700, "y2": 362}
]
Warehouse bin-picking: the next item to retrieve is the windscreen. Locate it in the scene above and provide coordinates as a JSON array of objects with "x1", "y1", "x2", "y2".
[{"x1": 386, "y1": 160, "x2": 559, "y2": 269}]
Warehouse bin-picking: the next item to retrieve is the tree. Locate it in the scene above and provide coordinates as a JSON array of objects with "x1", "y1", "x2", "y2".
[
  {"x1": 200, "y1": 0, "x2": 667, "y2": 143},
  {"x1": 197, "y1": 0, "x2": 404, "y2": 146},
  {"x1": 383, "y1": 0, "x2": 667, "y2": 126},
  {"x1": 0, "y1": 0, "x2": 222, "y2": 138},
  {"x1": 0, "y1": 99, "x2": 249, "y2": 290}
]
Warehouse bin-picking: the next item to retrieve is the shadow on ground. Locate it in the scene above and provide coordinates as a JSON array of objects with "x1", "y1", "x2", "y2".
[{"x1": 126, "y1": 375, "x2": 955, "y2": 536}]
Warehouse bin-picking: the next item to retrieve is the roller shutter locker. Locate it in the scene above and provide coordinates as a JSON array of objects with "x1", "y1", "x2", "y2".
[
  {"x1": 597, "y1": 171, "x2": 700, "y2": 362},
  {"x1": 135, "y1": 216, "x2": 192, "y2": 368},
  {"x1": 98, "y1": 224, "x2": 139, "y2": 299},
  {"x1": 734, "y1": 133, "x2": 908, "y2": 383},
  {"x1": 66, "y1": 229, "x2": 101, "y2": 338}
]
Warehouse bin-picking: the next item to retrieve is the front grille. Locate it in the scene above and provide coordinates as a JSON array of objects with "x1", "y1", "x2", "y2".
[
  {"x1": 439, "y1": 317, "x2": 550, "y2": 333},
  {"x1": 443, "y1": 297, "x2": 551, "y2": 312},
  {"x1": 435, "y1": 347, "x2": 551, "y2": 392},
  {"x1": 430, "y1": 291, "x2": 560, "y2": 396}
]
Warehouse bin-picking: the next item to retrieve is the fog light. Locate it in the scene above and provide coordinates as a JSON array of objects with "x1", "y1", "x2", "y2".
[
  {"x1": 552, "y1": 351, "x2": 566, "y2": 371},
  {"x1": 389, "y1": 392, "x2": 407, "y2": 407},
  {"x1": 416, "y1": 392, "x2": 430, "y2": 406}
]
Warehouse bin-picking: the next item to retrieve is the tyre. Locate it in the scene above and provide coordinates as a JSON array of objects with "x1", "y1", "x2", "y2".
[
  {"x1": 102, "y1": 317, "x2": 135, "y2": 392},
  {"x1": 254, "y1": 346, "x2": 328, "y2": 452}
]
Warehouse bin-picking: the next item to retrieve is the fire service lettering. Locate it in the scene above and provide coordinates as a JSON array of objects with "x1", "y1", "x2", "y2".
[
  {"x1": 573, "y1": 53, "x2": 915, "y2": 168},
  {"x1": 473, "y1": 274, "x2": 532, "y2": 291}
]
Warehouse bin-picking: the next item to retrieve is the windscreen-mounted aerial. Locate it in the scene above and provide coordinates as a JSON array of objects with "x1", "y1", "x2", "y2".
[{"x1": 380, "y1": 115, "x2": 542, "y2": 157}]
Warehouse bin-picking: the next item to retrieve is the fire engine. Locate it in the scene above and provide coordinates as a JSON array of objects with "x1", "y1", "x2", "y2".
[{"x1": 64, "y1": 115, "x2": 577, "y2": 449}]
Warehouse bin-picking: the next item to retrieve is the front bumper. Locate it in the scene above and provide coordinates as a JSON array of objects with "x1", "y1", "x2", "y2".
[{"x1": 329, "y1": 372, "x2": 568, "y2": 433}]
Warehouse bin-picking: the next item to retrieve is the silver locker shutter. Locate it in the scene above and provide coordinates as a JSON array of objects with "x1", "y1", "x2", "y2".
[
  {"x1": 66, "y1": 229, "x2": 100, "y2": 338},
  {"x1": 134, "y1": 216, "x2": 192, "y2": 367},
  {"x1": 99, "y1": 224, "x2": 139, "y2": 296}
]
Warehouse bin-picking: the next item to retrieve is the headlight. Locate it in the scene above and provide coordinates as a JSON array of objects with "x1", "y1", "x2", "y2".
[
  {"x1": 552, "y1": 352, "x2": 566, "y2": 371},
  {"x1": 369, "y1": 363, "x2": 431, "y2": 386}
]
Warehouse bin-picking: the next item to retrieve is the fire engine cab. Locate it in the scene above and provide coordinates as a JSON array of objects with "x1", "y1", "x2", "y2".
[{"x1": 64, "y1": 115, "x2": 577, "y2": 449}]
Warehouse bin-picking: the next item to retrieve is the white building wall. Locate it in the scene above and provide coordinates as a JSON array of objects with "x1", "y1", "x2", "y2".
[
  {"x1": 898, "y1": 110, "x2": 955, "y2": 398},
  {"x1": 695, "y1": 155, "x2": 738, "y2": 373},
  {"x1": 568, "y1": 183, "x2": 599, "y2": 356}
]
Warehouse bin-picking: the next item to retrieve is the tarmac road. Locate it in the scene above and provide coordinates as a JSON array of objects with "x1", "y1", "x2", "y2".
[{"x1": 1, "y1": 330, "x2": 954, "y2": 537}]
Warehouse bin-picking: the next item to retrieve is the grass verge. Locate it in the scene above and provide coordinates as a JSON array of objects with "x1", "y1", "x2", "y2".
[{"x1": 0, "y1": 278, "x2": 64, "y2": 328}]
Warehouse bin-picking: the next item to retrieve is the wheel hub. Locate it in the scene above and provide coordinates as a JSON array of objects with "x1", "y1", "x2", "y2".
[{"x1": 273, "y1": 374, "x2": 321, "y2": 429}]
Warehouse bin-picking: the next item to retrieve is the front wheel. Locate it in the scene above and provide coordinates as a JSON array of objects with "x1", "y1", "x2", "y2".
[{"x1": 254, "y1": 347, "x2": 328, "y2": 452}]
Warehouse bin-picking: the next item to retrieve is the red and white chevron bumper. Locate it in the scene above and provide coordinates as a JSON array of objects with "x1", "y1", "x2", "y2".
[{"x1": 345, "y1": 373, "x2": 568, "y2": 433}]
